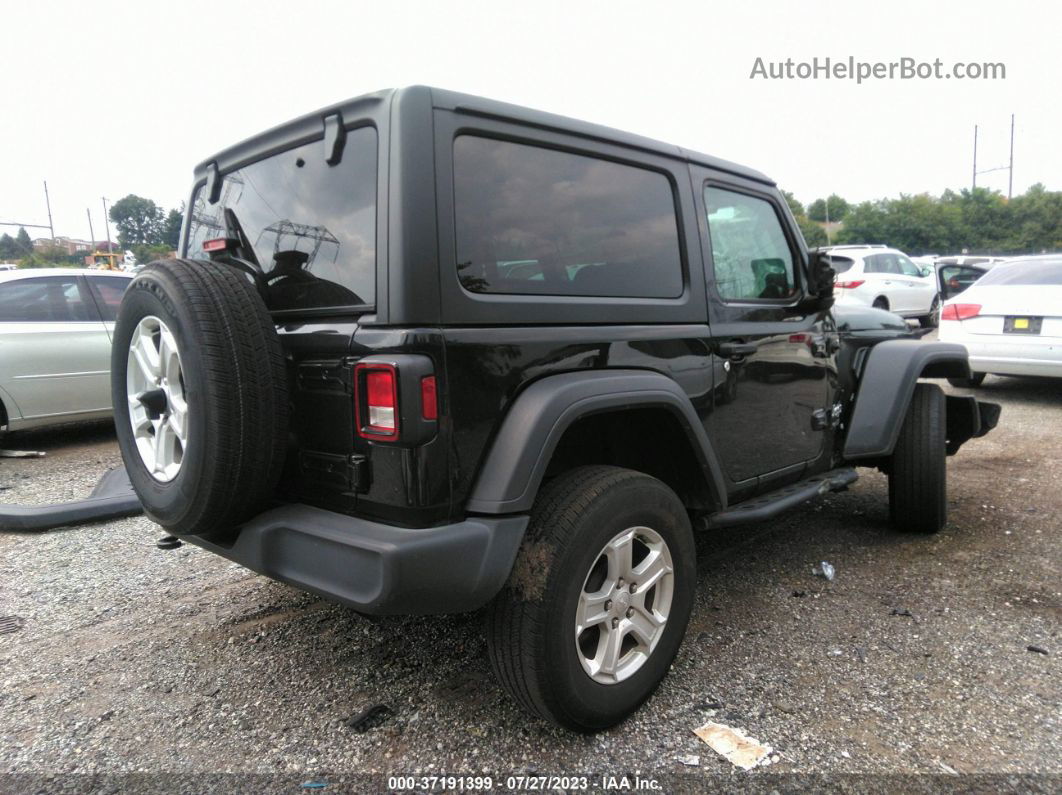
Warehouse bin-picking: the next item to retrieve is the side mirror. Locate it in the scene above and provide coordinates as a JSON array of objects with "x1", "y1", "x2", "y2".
[{"x1": 797, "y1": 251, "x2": 835, "y2": 313}]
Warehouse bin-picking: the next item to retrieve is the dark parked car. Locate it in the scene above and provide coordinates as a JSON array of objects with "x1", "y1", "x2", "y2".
[{"x1": 112, "y1": 87, "x2": 999, "y2": 731}]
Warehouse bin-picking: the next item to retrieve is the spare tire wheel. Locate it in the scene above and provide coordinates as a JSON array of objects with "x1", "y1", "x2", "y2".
[{"x1": 111, "y1": 259, "x2": 288, "y2": 541}]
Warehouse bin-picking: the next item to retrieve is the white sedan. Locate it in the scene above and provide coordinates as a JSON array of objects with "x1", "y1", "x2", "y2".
[
  {"x1": 0, "y1": 268, "x2": 133, "y2": 432},
  {"x1": 938, "y1": 256, "x2": 1062, "y2": 386}
]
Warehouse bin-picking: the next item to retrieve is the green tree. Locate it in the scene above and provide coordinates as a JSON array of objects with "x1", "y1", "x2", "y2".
[
  {"x1": 797, "y1": 216, "x2": 828, "y2": 247},
  {"x1": 780, "y1": 189, "x2": 827, "y2": 247},
  {"x1": 0, "y1": 233, "x2": 18, "y2": 260},
  {"x1": 162, "y1": 207, "x2": 183, "y2": 249},
  {"x1": 781, "y1": 190, "x2": 805, "y2": 218},
  {"x1": 131, "y1": 243, "x2": 172, "y2": 265},
  {"x1": 808, "y1": 194, "x2": 850, "y2": 223},
  {"x1": 109, "y1": 194, "x2": 165, "y2": 248},
  {"x1": 16, "y1": 226, "x2": 33, "y2": 255}
]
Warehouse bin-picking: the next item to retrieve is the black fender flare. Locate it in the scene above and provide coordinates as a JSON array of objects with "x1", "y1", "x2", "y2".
[
  {"x1": 843, "y1": 340, "x2": 970, "y2": 459},
  {"x1": 465, "y1": 369, "x2": 727, "y2": 514}
]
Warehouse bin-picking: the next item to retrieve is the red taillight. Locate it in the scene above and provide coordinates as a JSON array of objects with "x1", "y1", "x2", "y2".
[
  {"x1": 834, "y1": 280, "x2": 865, "y2": 289},
  {"x1": 420, "y1": 376, "x2": 438, "y2": 420},
  {"x1": 941, "y1": 303, "x2": 981, "y2": 321},
  {"x1": 356, "y1": 364, "x2": 398, "y2": 439}
]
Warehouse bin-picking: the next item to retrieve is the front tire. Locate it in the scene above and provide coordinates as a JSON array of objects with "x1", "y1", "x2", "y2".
[
  {"x1": 888, "y1": 383, "x2": 946, "y2": 533},
  {"x1": 919, "y1": 296, "x2": 940, "y2": 328},
  {"x1": 486, "y1": 466, "x2": 696, "y2": 731}
]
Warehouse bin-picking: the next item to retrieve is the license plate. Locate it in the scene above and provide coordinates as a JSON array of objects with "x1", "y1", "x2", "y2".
[{"x1": 1004, "y1": 316, "x2": 1042, "y2": 334}]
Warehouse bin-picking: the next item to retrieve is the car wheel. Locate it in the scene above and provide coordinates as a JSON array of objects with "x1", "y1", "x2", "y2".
[
  {"x1": 111, "y1": 259, "x2": 288, "y2": 541},
  {"x1": 888, "y1": 383, "x2": 946, "y2": 533},
  {"x1": 947, "y1": 373, "x2": 986, "y2": 388},
  {"x1": 872, "y1": 297, "x2": 889, "y2": 311},
  {"x1": 486, "y1": 465, "x2": 696, "y2": 731},
  {"x1": 919, "y1": 296, "x2": 940, "y2": 328}
]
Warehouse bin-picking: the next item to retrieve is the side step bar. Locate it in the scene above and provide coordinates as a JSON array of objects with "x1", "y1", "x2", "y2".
[
  {"x1": 707, "y1": 468, "x2": 858, "y2": 529},
  {"x1": 0, "y1": 467, "x2": 142, "y2": 532}
]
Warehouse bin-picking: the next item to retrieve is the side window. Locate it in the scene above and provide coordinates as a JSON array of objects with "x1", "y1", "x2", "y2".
[
  {"x1": 704, "y1": 186, "x2": 796, "y2": 301},
  {"x1": 827, "y1": 255, "x2": 855, "y2": 274},
  {"x1": 864, "y1": 254, "x2": 888, "y2": 274},
  {"x1": 895, "y1": 254, "x2": 922, "y2": 277},
  {"x1": 453, "y1": 136, "x2": 684, "y2": 299},
  {"x1": 0, "y1": 276, "x2": 94, "y2": 322},
  {"x1": 88, "y1": 276, "x2": 131, "y2": 321}
]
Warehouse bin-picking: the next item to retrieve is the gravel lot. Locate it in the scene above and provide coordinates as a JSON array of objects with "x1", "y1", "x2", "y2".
[{"x1": 1, "y1": 375, "x2": 1059, "y2": 791}]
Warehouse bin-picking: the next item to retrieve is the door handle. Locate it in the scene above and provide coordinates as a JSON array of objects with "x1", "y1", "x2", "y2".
[{"x1": 718, "y1": 341, "x2": 757, "y2": 358}]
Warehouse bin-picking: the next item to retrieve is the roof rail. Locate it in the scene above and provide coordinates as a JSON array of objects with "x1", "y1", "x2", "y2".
[{"x1": 817, "y1": 244, "x2": 889, "y2": 251}]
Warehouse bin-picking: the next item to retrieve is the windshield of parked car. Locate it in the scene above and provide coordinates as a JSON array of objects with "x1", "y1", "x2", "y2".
[
  {"x1": 974, "y1": 259, "x2": 1062, "y2": 286},
  {"x1": 185, "y1": 126, "x2": 377, "y2": 311}
]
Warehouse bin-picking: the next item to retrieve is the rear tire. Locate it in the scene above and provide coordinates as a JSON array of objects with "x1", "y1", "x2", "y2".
[
  {"x1": 486, "y1": 466, "x2": 696, "y2": 731},
  {"x1": 947, "y1": 372, "x2": 986, "y2": 388},
  {"x1": 111, "y1": 259, "x2": 288, "y2": 541},
  {"x1": 888, "y1": 383, "x2": 946, "y2": 533},
  {"x1": 872, "y1": 297, "x2": 889, "y2": 311}
]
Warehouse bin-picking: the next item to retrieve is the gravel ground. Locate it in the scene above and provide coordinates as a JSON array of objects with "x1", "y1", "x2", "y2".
[{"x1": 1, "y1": 376, "x2": 1059, "y2": 792}]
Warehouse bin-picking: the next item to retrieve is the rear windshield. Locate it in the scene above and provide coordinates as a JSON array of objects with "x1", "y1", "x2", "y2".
[
  {"x1": 975, "y1": 260, "x2": 1062, "y2": 286},
  {"x1": 826, "y1": 255, "x2": 855, "y2": 274},
  {"x1": 185, "y1": 126, "x2": 377, "y2": 311}
]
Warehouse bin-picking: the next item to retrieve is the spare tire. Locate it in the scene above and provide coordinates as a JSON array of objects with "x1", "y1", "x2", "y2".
[{"x1": 111, "y1": 259, "x2": 288, "y2": 541}]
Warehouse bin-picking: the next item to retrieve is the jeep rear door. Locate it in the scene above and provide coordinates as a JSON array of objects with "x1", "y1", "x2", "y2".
[{"x1": 692, "y1": 168, "x2": 831, "y2": 498}]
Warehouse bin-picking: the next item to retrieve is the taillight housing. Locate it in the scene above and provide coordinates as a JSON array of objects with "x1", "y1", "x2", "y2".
[
  {"x1": 355, "y1": 363, "x2": 399, "y2": 439},
  {"x1": 941, "y1": 303, "x2": 981, "y2": 321},
  {"x1": 353, "y1": 356, "x2": 439, "y2": 445},
  {"x1": 834, "y1": 280, "x2": 865, "y2": 289}
]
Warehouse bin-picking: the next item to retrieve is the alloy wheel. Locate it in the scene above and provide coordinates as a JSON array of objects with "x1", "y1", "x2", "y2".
[
  {"x1": 575, "y1": 526, "x2": 675, "y2": 684},
  {"x1": 126, "y1": 315, "x2": 187, "y2": 482}
]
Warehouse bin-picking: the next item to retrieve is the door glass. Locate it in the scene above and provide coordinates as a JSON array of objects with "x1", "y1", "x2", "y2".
[
  {"x1": 704, "y1": 187, "x2": 796, "y2": 301},
  {"x1": 88, "y1": 276, "x2": 132, "y2": 321},
  {"x1": 896, "y1": 255, "x2": 922, "y2": 277},
  {"x1": 0, "y1": 276, "x2": 93, "y2": 322}
]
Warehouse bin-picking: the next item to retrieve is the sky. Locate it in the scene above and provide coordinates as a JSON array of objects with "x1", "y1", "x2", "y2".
[{"x1": 2, "y1": 0, "x2": 1059, "y2": 242}]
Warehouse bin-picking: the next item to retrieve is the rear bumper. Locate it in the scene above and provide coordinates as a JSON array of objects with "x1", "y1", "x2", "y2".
[
  {"x1": 187, "y1": 504, "x2": 529, "y2": 615},
  {"x1": 939, "y1": 331, "x2": 1062, "y2": 378},
  {"x1": 967, "y1": 354, "x2": 1062, "y2": 378}
]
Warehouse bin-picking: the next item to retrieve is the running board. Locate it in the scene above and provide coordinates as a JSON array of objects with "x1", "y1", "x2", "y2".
[
  {"x1": 707, "y1": 468, "x2": 858, "y2": 529},
  {"x1": 0, "y1": 467, "x2": 142, "y2": 532}
]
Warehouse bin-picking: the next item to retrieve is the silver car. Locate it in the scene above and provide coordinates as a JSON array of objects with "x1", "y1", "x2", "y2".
[{"x1": 0, "y1": 268, "x2": 133, "y2": 432}]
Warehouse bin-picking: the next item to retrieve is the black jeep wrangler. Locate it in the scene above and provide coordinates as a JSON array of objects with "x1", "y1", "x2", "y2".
[{"x1": 112, "y1": 87, "x2": 999, "y2": 731}]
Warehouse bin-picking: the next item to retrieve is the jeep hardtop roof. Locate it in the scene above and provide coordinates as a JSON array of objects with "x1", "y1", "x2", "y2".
[{"x1": 191, "y1": 86, "x2": 774, "y2": 188}]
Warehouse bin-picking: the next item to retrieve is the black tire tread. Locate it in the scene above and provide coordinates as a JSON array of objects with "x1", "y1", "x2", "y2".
[
  {"x1": 486, "y1": 465, "x2": 672, "y2": 728},
  {"x1": 889, "y1": 383, "x2": 946, "y2": 533},
  {"x1": 115, "y1": 259, "x2": 287, "y2": 538}
]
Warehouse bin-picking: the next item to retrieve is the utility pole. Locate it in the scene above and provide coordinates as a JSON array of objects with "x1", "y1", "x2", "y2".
[
  {"x1": 102, "y1": 197, "x2": 112, "y2": 252},
  {"x1": 824, "y1": 198, "x2": 831, "y2": 245},
  {"x1": 86, "y1": 208, "x2": 96, "y2": 248},
  {"x1": 972, "y1": 118, "x2": 1016, "y2": 195},
  {"x1": 1008, "y1": 113, "x2": 1015, "y2": 199},
  {"x1": 43, "y1": 181, "x2": 55, "y2": 240}
]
